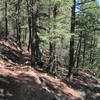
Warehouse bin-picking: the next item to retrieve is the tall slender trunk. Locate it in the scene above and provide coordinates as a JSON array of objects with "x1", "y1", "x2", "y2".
[
  {"x1": 68, "y1": 0, "x2": 76, "y2": 79},
  {"x1": 31, "y1": 0, "x2": 37, "y2": 66},
  {"x1": 89, "y1": 37, "x2": 93, "y2": 64},
  {"x1": 82, "y1": 32, "x2": 86, "y2": 67},
  {"x1": 35, "y1": 33, "x2": 41, "y2": 62},
  {"x1": 48, "y1": 3, "x2": 57, "y2": 73},
  {"x1": 28, "y1": 18, "x2": 32, "y2": 51},
  {"x1": 74, "y1": 39, "x2": 80, "y2": 65},
  {"x1": 47, "y1": 0, "x2": 52, "y2": 72},
  {"x1": 16, "y1": 0, "x2": 22, "y2": 48},
  {"x1": 5, "y1": 1, "x2": 8, "y2": 40},
  {"x1": 51, "y1": 4, "x2": 57, "y2": 73},
  {"x1": 91, "y1": 30, "x2": 96, "y2": 64},
  {"x1": 76, "y1": 32, "x2": 82, "y2": 71},
  {"x1": 26, "y1": 0, "x2": 32, "y2": 51}
]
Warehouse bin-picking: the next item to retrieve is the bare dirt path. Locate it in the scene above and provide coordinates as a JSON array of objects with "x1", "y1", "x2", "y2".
[{"x1": 0, "y1": 40, "x2": 100, "y2": 100}]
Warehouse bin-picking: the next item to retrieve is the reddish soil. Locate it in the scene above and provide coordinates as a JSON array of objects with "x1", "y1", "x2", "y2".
[{"x1": 0, "y1": 39, "x2": 100, "y2": 100}]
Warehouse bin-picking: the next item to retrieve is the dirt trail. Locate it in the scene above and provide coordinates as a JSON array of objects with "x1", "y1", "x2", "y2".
[{"x1": 0, "y1": 40, "x2": 100, "y2": 100}]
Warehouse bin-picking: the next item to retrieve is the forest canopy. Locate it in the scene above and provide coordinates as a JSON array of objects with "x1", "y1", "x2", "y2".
[{"x1": 0, "y1": 0, "x2": 100, "y2": 79}]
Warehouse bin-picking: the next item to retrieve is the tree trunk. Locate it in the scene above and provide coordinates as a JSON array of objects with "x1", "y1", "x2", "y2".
[
  {"x1": 26, "y1": 0, "x2": 32, "y2": 51},
  {"x1": 74, "y1": 38, "x2": 80, "y2": 65},
  {"x1": 46, "y1": 0, "x2": 52, "y2": 72},
  {"x1": 51, "y1": 4, "x2": 57, "y2": 74},
  {"x1": 27, "y1": 18, "x2": 32, "y2": 51},
  {"x1": 89, "y1": 37, "x2": 93, "y2": 64},
  {"x1": 30, "y1": 0, "x2": 37, "y2": 66},
  {"x1": 48, "y1": 3, "x2": 57, "y2": 74},
  {"x1": 16, "y1": 0, "x2": 22, "y2": 48},
  {"x1": 82, "y1": 32, "x2": 86, "y2": 67},
  {"x1": 76, "y1": 32, "x2": 82, "y2": 71},
  {"x1": 5, "y1": 0, "x2": 8, "y2": 40},
  {"x1": 91, "y1": 30, "x2": 96, "y2": 64},
  {"x1": 68, "y1": 0, "x2": 76, "y2": 79}
]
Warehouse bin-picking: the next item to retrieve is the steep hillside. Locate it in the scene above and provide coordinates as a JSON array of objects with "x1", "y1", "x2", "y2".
[{"x1": 0, "y1": 39, "x2": 100, "y2": 100}]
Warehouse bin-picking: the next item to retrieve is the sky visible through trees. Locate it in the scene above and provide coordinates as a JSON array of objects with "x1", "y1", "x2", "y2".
[
  {"x1": 76, "y1": 0, "x2": 100, "y2": 12},
  {"x1": 97, "y1": 0, "x2": 100, "y2": 5}
]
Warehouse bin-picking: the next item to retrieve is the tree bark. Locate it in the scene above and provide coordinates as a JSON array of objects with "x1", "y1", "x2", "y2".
[
  {"x1": 68, "y1": 0, "x2": 76, "y2": 79},
  {"x1": 51, "y1": 4, "x2": 57, "y2": 73},
  {"x1": 16, "y1": 0, "x2": 22, "y2": 48},
  {"x1": 26, "y1": 0, "x2": 32, "y2": 51},
  {"x1": 76, "y1": 32, "x2": 82, "y2": 71},
  {"x1": 82, "y1": 32, "x2": 86, "y2": 67},
  {"x1": 48, "y1": 3, "x2": 57, "y2": 74},
  {"x1": 30, "y1": 0, "x2": 37, "y2": 66},
  {"x1": 91, "y1": 29, "x2": 96, "y2": 64},
  {"x1": 46, "y1": 0, "x2": 52, "y2": 72},
  {"x1": 5, "y1": 0, "x2": 8, "y2": 40}
]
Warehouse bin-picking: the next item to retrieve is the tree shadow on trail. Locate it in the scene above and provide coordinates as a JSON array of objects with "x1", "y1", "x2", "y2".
[
  {"x1": 0, "y1": 44, "x2": 31, "y2": 66},
  {"x1": 0, "y1": 74, "x2": 20, "y2": 100},
  {"x1": 0, "y1": 72, "x2": 75, "y2": 100},
  {"x1": 62, "y1": 74, "x2": 100, "y2": 100},
  {"x1": 0, "y1": 73, "x2": 48, "y2": 100}
]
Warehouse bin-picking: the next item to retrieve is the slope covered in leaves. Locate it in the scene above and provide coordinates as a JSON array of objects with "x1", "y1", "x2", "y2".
[{"x1": 0, "y1": 38, "x2": 100, "y2": 100}]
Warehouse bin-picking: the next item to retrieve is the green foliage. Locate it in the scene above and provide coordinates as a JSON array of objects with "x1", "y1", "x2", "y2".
[
  {"x1": 0, "y1": 0, "x2": 100, "y2": 76},
  {"x1": 74, "y1": 0, "x2": 100, "y2": 73}
]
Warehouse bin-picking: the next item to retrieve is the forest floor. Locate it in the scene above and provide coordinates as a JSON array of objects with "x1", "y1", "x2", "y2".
[{"x1": 0, "y1": 37, "x2": 100, "y2": 100}]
